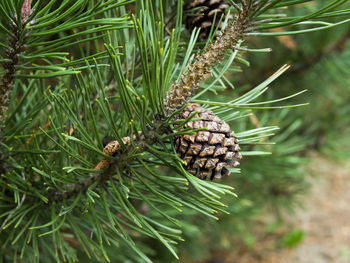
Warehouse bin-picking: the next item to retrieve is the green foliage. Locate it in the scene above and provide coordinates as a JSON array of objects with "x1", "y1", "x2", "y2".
[
  {"x1": 281, "y1": 229, "x2": 306, "y2": 248},
  {"x1": 0, "y1": 0, "x2": 132, "y2": 78},
  {"x1": 1, "y1": 0, "x2": 350, "y2": 262}
]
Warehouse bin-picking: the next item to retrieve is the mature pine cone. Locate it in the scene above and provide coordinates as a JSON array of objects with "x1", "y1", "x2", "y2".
[
  {"x1": 185, "y1": 0, "x2": 231, "y2": 39},
  {"x1": 175, "y1": 104, "x2": 242, "y2": 180}
]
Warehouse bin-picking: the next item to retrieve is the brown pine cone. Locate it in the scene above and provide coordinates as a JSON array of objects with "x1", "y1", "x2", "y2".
[
  {"x1": 175, "y1": 103, "x2": 242, "y2": 180},
  {"x1": 185, "y1": 0, "x2": 232, "y2": 39}
]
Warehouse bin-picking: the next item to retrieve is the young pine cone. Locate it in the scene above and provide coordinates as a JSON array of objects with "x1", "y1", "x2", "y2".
[
  {"x1": 175, "y1": 104, "x2": 242, "y2": 180},
  {"x1": 185, "y1": 0, "x2": 232, "y2": 39}
]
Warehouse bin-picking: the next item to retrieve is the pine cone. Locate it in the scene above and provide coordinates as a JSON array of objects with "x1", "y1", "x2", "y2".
[
  {"x1": 175, "y1": 104, "x2": 242, "y2": 180},
  {"x1": 185, "y1": 0, "x2": 231, "y2": 39}
]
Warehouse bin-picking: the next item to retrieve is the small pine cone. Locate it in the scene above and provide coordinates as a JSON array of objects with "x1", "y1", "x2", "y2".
[
  {"x1": 185, "y1": 0, "x2": 232, "y2": 39},
  {"x1": 175, "y1": 104, "x2": 242, "y2": 180}
]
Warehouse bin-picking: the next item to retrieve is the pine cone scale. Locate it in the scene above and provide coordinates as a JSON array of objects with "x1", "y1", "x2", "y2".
[
  {"x1": 175, "y1": 104, "x2": 242, "y2": 180},
  {"x1": 185, "y1": 0, "x2": 230, "y2": 39}
]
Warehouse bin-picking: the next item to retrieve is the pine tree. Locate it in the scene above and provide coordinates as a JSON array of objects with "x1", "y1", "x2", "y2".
[{"x1": 1, "y1": 1, "x2": 349, "y2": 262}]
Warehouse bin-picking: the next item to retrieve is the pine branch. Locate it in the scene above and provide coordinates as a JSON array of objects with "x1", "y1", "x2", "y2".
[
  {"x1": 0, "y1": 0, "x2": 131, "y2": 124},
  {"x1": 50, "y1": 0, "x2": 346, "y2": 203},
  {"x1": 59, "y1": 2, "x2": 259, "y2": 197},
  {"x1": 2, "y1": 1, "x2": 350, "y2": 262},
  {"x1": 49, "y1": 117, "x2": 171, "y2": 201},
  {"x1": 50, "y1": 133, "x2": 148, "y2": 202},
  {"x1": 0, "y1": 1, "x2": 31, "y2": 123}
]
